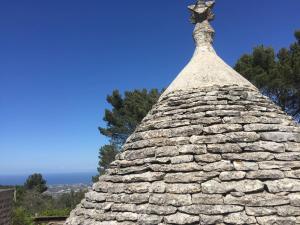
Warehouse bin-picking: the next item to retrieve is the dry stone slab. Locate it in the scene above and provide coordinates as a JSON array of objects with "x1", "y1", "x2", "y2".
[
  {"x1": 179, "y1": 204, "x2": 243, "y2": 215},
  {"x1": 265, "y1": 179, "x2": 300, "y2": 193},
  {"x1": 223, "y1": 212, "x2": 256, "y2": 224},
  {"x1": 164, "y1": 212, "x2": 199, "y2": 224}
]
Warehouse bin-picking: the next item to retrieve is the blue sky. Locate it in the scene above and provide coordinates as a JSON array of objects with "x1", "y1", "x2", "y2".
[{"x1": 1, "y1": 0, "x2": 300, "y2": 175}]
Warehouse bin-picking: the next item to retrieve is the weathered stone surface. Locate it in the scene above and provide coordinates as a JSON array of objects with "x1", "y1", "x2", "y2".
[
  {"x1": 192, "y1": 193, "x2": 223, "y2": 204},
  {"x1": 194, "y1": 154, "x2": 221, "y2": 163},
  {"x1": 66, "y1": 85, "x2": 300, "y2": 225},
  {"x1": 225, "y1": 132, "x2": 260, "y2": 142},
  {"x1": 260, "y1": 132, "x2": 300, "y2": 142},
  {"x1": 203, "y1": 160, "x2": 234, "y2": 172},
  {"x1": 199, "y1": 214, "x2": 223, "y2": 224},
  {"x1": 165, "y1": 183, "x2": 201, "y2": 194},
  {"x1": 289, "y1": 193, "x2": 300, "y2": 206},
  {"x1": 179, "y1": 204, "x2": 243, "y2": 215},
  {"x1": 245, "y1": 207, "x2": 277, "y2": 216},
  {"x1": 256, "y1": 216, "x2": 296, "y2": 225},
  {"x1": 149, "y1": 193, "x2": 192, "y2": 206},
  {"x1": 164, "y1": 213, "x2": 199, "y2": 224},
  {"x1": 207, "y1": 143, "x2": 242, "y2": 153},
  {"x1": 222, "y1": 152, "x2": 274, "y2": 161},
  {"x1": 164, "y1": 171, "x2": 219, "y2": 183},
  {"x1": 224, "y1": 212, "x2": 256, "y2": 224},
  {"x1": 203, "y1": 124, "x2": 242, "y2": 134},
  {"x1": 201, "y1": 180, "x2": 264, "y2": 194},
  {"x1": 241, "y1": 141, "x2": 285, "y2": 153},
  {"x1": 233, "y1": 161, "x2": 258, "y2": 171},
  {"x1": 178, "y1": 144, "x2": 207, "y2": 154},
  {"x1": 224, "y1": 193, "x2": 289, "y2": 206},
  {"x1": 246, "y1": 170, "x2": 284, "y2": 179},
  {"x1": 170, "y1": 155, "x2": 194, "y2": 164},
  {"x1": 277, "y1": 206, "x2": 300, "y2": 216},
  {"x1": 265, "y1": 179, "x2": 300, "y2": 193},
  {"x1": 219, "y1": 171, "x2": 246, "y2": 181}
]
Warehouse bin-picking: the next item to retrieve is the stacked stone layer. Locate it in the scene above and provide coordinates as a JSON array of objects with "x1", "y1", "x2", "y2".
[{"x1": 66, "y1": 85, "x2": 300, "y2": 225}]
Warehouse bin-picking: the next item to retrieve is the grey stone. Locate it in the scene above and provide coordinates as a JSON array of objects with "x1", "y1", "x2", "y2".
[
  {"x1": 207, "y1": 143, "x2": 242, "y2": 153},
  {"x1": 192, "y1": 193, "x2": 223, "y2": 204},
  {"x1": 222, "y1": 152, "x2": 274, "y2": 161},
  {"x1": 275, "y1": 152, "x2": 300, "y2": 161},
  {"x1": 149, "y1": 193, "x2": 192, "y2": 206},
  {"x1": 199, "y1": 214, "x2": 223, "y2": 224},
  {"x1": 194, "y1": 154, "x2": 222, "y2": 163},
  {"x1": 164, "y1": 171, "x2": 219, "y2": 183},
  {"x1": 179, "y1": 204, "x2": 243, "y2": 215},
  {"x1": 137, "y1": 214, "x2": 162, "y2": 224},
  {"x1": 265, "y1": 179, "x2": 300, "y2": 193},
  {"x1": 201, "y1": 179, "x2": 264, "y2": 194},
  {"x1": 219, "y1": 171, "x2": 246, "y2": 181},
  {"x1": 165, "y1": 183, "x2": 201, "y2": 194},
  {"x1": 256, "y1": 216, "x2": 296, "y2": 225},
  {"x1": 245, "y1": 207, "x2": 277, "y2": 216},
  {"x1": 241, "y1": 141, "x2": 285, "y2": 153},
  {"x1": 224, "y1": 193, "x2": 289, "y2": 206},
  {"x1": 150, "y1": 162, "x2": 201, "y2": 172},
  {"x1": 289, "y1": 193, "x2": 300, "y2": 206},
  {"x1": 224, "y1": 212, "x2": 256, "y2": 224},
  {"x1": 164, "y1": 213, "x2": 199, "y2": 224},
  {"x1": 225, "y1": 132, "x2": 260, "y2": 142},
  {"x1": 179, "y1": 144, "x2": 207, "y2": 154},
  {"x1": 246, "y1": 170, "x2": 284, "y2": 179},
  {"x1": 170, "y1": 155, "x2": 194, "y2": 164},
  {"x1": 285, "y1": 142, "x2": 300, "y2": 152},
  {"x1": 203, "y1": 124, "x2": 242, "y2": 134},
  {"x1": 260, "y1": 132, "x2": 300, "y2": 142},
  {"x1": 233, "y1": 161, "x2": 258, "y2": 171},
  {"x1": 277, "y1": 206, "x2": 300, "y2": 216},
  {"x1": 190, "y1": 134, "x2": 229, "y2": 144},
  {"x1": 203, "y1": 160, "x2": 233, "y2": 172}
]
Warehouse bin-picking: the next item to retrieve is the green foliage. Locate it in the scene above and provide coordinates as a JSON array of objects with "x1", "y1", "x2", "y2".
[
  {"x1": 24, "y1": 173, "x2": 47, "y2": 193},
  {"x1": 235, "y1": 30, "x2": 300, "y2": 121},
  {"x1": 12, "y1": 174, "x2": 87, "y2": 224},
  {"x1": 12, "y1": 207, "x2": 34, "y2": 225},
  {"x1": 40, "y1": 208, "x2": 71, "y2": 217},
  {"x1": 99, "y1": 89, "x2": 161, "y2": 147},
  {"x1": 93, "y1": 89, "x2": 162, "y2": 180}
]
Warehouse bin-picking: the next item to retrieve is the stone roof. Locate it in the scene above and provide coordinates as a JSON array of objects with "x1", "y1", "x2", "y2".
[{"x1": 65, "y1": 1, "x2": 300, "y2": 224}]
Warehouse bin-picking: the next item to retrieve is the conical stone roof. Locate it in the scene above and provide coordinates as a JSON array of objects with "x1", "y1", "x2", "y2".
[{"x1": 66, "y1": 1, "x2": 300, "y2": 225}]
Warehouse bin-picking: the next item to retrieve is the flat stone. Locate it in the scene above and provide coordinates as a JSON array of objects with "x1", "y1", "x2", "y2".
[
  {"x1": 289, "y1": 193, "x2": 300, "y2": 206},
  {"x1": 144, "y1": 204, "x2": 177, "y2": 215},
  {"x1": 225, "y1": 132, "x2": 260, "y2": 142},
  {"x1": 179, "y1": 145, "x2": 207, "y2": 154},
  {"x1": 224, "y1": 212, "x2": 256, "y2": 224},
  {"x1": 207, "y1": 143, "x2": 242, "y2": 153},
  {"x1": 164, "y1": 212, "x2": 199, "y2": 224},
  {"x1": 149, "y1": 181, "x2": 166, "y2": 193},
  {"x1": 246, "y1": 170, "x2": 284, "y2": 179},
  {"x1": 165, "y1": 183, "x2": 201, "y2": 194},
  {"x1": 245, "y1": 207, "x2": 277, "y2": 216},
  {"x1": 285, "y1": 142, "x2": 300, "y2": 152},
  {"x1": 115, "y1": 212, "x2": 138, "y2": 221},
  {"x1": 137, "y1": 214, "x2": 162, "y2": 224},
  {"x1": 150, "y1": 162, "x2": 201, "y2": 172},
  {"x1": 265, "y1": 179, "x2": 300, "y2": 193},
  {"x1": 224, "y1": 193, "x2": 289, "y2": 206},
  {"x1": 164, "y1": 171, "x2": 219, "y2": 183},
  {"x1": 256, "y1": 216, "x2": 296, "y2": 225},
  {"x1": 233, "y1": 161, "x2": 258, "y2": 171},
  {"x1": 170, "y1": 155, "x2": 194, "y2": 164},
  {"x1": 199, "y1": 214, "x2": 223, "y2": 224},
  {"x1": 222, "y1": 152, "x2": 274, "y2": 161},
  {"x1": 190, "y1": 134, "x2": 229, "y2": 144},
  {"x1": 179, "y1": 204, "x2": 243, "y2": 215},
  {"x1": 240, "y1": 141, "x2": 285, "y2": 153},
  {"x1": 259, "y1": 161, "x2": 300, "y2": 170},
  {"x1": 275, "y1": 152, "x2": 300, "y2": 161},
  {"x1": 219, "y1": 171, "x2": 246, "y2": 181},
  {"x1": 194, "y1": 154, "x2": 221, "y2": 163},
  {"x1": 203, "y1": 124, "x2": 243, "y2": 134},
  {"x1": 202, "y1": 160, "x2": 233, "y2": 172},
  {"x1": 122, "y1": 172, "x2": 165, "y2": 183},
  {"x1": 277, "y1": 206, "x2": 300, "y2": 216},
  {"x1": 201, "y1": 179, "x2": 264, "y2": 194},
  {"x1": 149, "y1": 193, "x2": 192, "y2": 206},
  {"x1": 260, "y1": 132, "x2": 300, "y2": 142},
  {"x1": 192, "y1": 193, "x2": 223, "y2": 204}
]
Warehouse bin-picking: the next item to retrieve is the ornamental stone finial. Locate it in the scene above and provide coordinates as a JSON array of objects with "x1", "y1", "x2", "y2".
[{"x1": 188, "y1": 0, "x2": 215, "y2": 48}]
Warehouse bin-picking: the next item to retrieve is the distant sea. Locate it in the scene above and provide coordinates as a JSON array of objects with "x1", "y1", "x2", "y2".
[{"x1": 0, "y1": 172, "x2": 95, "y2": 186}]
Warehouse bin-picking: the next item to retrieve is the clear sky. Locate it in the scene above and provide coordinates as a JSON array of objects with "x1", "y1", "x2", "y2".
[{"x1": 1, "y1": 0, "x2": 300, "y2": 175}]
